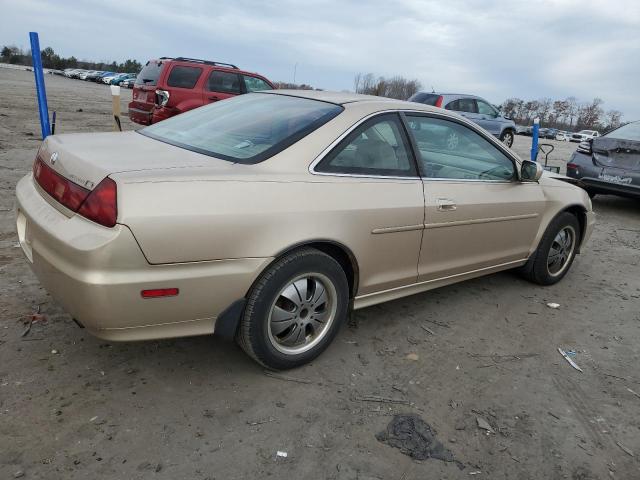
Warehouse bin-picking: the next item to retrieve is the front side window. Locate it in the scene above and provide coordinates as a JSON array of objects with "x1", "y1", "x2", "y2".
[
  {"x1": 476, "y1": 100, "x2": 497, "y2": 116},
  {"x1": 404, "y1": 115, "x2": 515, "y2": 181},
  {"x1": 315, "y1": 114, "x2": 416, "y2": 177},
  {"x1": 207, "y1": 70, "x2": 241, "y2": 93},
  {"x1": 167, "y1": 66, "x2": 202, "y2": 89},
  {"x1": 446, "y1": 98, "x2": 477, "y2": 113},
  {"x1": 243, "y1": 75, "x2": 272, "y2": 92},
  {"x1": 140, "y1": 93, "x2": 343, "y2": 164}
]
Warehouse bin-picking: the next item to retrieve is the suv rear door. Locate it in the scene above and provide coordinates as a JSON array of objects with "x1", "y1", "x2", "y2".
[
  {"x1": 474, "y1": 99, "x2": 502, "y2": 135},
  {"x1": 130, "y1": 60, "x2": 165, "y2": 125},
  {"x1": 204, "y1": 69, "x2": 242, "y2": 104},
  {"x1": 445, "y1": 97, "x2": 479, "y2": 122}
]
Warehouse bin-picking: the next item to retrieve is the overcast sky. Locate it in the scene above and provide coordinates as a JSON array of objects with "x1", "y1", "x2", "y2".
[{"x1": 2, "y1": 0, "x2": 639, "y2": 119}]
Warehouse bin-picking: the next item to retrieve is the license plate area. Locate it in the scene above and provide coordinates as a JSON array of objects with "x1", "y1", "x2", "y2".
[{"x1": 16, "y1": 210, "x2": 33, "y2": 263}]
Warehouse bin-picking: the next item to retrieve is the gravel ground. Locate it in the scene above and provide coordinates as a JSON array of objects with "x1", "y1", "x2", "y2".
[{"x1": 1, "y1": 68, "x2": 640, "y2": 480}]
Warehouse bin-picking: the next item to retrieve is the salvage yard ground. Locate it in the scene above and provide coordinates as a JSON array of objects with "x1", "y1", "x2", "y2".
[{"x1": 1, "y1": 68, "x2": 639, "y2": 479}]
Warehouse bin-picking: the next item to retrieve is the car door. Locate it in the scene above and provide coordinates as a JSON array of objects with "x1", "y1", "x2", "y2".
[
  {"x1": 204, "y1": 69, "x2": 242, "y2": 104},
  {"x1": 446, "y1": 98, "x2": 479, "y2": 124},
  {"x1": 474, "y1": 99, "x2": 502, "y2": 135},
  {"x1": 402, "y1": 113, "x2": 546, "y2": 281},
  {"x1": 312, "y1": 113, "x2": 424, "y2": 295}
]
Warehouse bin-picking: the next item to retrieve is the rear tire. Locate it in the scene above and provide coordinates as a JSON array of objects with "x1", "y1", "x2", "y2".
[
  {"x1": 519, "y1": 212, "x2": 580, "y2": 285},
  {"x1": 238, "y1": 248, "x2": 349, "y2": 370}
]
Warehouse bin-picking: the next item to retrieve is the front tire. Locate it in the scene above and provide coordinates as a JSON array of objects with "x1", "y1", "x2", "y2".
[
  {"x1": 500, "y1": 130, "x2": 515, "y2": 148},
  {"x1": 519, "y1": 212, "x2": 580, "y2": 285},
  {"x1": 238, "y1": 248, "x2": 349, "y2": 370}
]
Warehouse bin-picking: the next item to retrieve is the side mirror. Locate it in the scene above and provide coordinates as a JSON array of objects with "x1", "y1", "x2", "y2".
[{"x1": 521, "y1": 160, "x2": 543, "y2": 182}]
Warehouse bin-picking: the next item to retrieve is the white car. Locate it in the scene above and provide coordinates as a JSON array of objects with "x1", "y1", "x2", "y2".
[
  {"x1": 570, "y1": 130, "x2": 600, "y2": 143},
  {"x1": 555, "y1": 131, "x2": 571, "y2": 141}
]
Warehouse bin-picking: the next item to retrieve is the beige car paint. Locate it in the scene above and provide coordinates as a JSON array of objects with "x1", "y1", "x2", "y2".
[{"x1": 15, "y1": 90, "x2": 595, "y2": 340}]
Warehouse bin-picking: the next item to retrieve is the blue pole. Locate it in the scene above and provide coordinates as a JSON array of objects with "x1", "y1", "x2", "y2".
[
  {"x1": 530, "y1": 117, "x2": 540, "y2": 161},
  {"x1": 29, "y1": 32, "x2": 51, "y2": 139}
]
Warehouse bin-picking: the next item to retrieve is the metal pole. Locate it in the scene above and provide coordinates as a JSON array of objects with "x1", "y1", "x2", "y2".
[
  {"x1": 530, "y1": 117, "x2": 540, "y2": 161},
  {"x1": 29, "y1": 32, "x2": 51, "y2": 139}
]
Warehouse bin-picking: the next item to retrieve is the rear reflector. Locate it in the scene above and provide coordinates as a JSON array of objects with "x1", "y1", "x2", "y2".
[
  {"x1": 141, "y1": 288, "x2": 179, "y2": 298},
  {"x1": 566, "y1": 163, "x2": 578, "y2": 169},
  {"x1": 33, "y1": 157, "x2": 118, "y2": 228}
]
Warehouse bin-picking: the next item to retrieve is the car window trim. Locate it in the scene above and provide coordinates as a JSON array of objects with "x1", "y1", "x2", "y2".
[
  {"x1": 310, "y1": 112, "x2": 421, "y2": 180},
  {"x1": 398, "y1": 111, "x2": 520, "y2": 183}
]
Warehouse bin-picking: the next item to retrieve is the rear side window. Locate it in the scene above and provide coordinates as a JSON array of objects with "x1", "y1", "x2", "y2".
[
  {"x1": 243, "y1": 75, "x2": 272, "y2": 92},
  {"x1": 408, "y1": 93, "x2": 440, "y2": 106},
  {"x1": 315, "y1": 114, "x2": 416, "y2": 177},
  {"x1": 167, "y1": 66, "x2": 202, "y2": 89},
  {"x1": 135, "y1": 61, "x2": 163, "y2": 86},
  {"x1": 207, "y1": 71, "x2": 241, "y2": 93},
  {"x1": 446, "y1": 99, "x2": 477, "y2": 113}
]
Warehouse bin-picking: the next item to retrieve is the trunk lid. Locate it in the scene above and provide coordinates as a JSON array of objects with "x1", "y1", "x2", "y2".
[
  {"x1": 592, "y1": 137, "x2": 640, "y2": 172},
  {"x1": 41, "y1": 131, "x2": 234, "y2": 189}
]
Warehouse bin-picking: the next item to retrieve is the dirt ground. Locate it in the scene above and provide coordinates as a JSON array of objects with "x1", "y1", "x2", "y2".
[{"x1": 1, "y1": 67, "x2": 639, "y2": 480}]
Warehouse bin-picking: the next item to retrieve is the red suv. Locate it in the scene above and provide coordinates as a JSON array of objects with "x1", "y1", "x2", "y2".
[{"x1": 128, "y1": 57, "x2": 275, "y2": 125}]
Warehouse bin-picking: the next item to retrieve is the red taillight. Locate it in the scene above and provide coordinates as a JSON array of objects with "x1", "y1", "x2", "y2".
[
  {"x1": 141, "y1": 288, "x2": 179, "y2": 298},
  {"x1": 435, "y1": 95, "x2": 444, "y2": 108},
  {"x1": 33, "y1": 157, "x2": 117, "y2": 228},
  {"x1": 77, "y1": 177, "x2": 118, "y2": 227},
  {"x1": 566, "y1": 162, "x2": 578, "y2": 169},
  {"x1": 33, "y1": 158, "x2": 90, "y2": 211}
]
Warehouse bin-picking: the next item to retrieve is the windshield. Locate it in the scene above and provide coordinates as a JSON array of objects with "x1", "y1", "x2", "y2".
[
  {"x1": 605, "y1": 122, "x2": 640, "y2": 141},
  {"x1": 140, "y1": 93, "x2": 344, "y2": 164},
  {"x1": 409, "y1": 93, "x2": 441, "y2": 106},
  {"x1": 135, "y1": 61, "x2": 163, "y2": 86}
]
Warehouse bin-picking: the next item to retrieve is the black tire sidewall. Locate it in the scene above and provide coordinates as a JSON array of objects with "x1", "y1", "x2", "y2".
[
  {"x1": 242, "y1": 250, "x2": 349, "y2": 369},
  {"x1": 532, "y1": 212, "x2": 581, "y2": 285},
  {"x1": 501, "y1": 130, "x2": 514, "y2": 147}
]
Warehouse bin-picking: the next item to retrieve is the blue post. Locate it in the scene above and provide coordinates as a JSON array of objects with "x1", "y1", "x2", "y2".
[
  {"x1": 29, "y1": 32, "x2": 51, "y2": 139},
  {"x1": 530, "y1": 117, "x2": 540, "y2": 161}
]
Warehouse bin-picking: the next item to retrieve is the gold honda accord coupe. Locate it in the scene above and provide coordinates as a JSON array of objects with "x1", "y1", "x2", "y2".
[{"x1": 15, "y1": 90, "x2": 594, "y2": 369}]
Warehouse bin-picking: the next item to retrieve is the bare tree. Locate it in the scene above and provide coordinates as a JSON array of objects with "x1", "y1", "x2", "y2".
[
  {"x1": 577, "y1": 98, "x2": 604, "y2": 130},
  {"x1": 536, "y1": 98, "x2": 553, "y2": 123},
  {"x1": 605, "y1": 110, "x2": 623, "y2": 130},
  {"x1": 566, "y1": 97, "x2": 578, "y2": 128},
  {"x1": 353, "y1": 73, "x2": 421, "y2": 99}
]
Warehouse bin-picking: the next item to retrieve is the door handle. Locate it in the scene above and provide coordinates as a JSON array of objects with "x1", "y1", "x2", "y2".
[{"x1": 436, "y1": 198, "x2": 457, "y2": 211}]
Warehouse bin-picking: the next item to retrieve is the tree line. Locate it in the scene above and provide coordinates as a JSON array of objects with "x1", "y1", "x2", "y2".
[
  {"x1": 500, "y1": 97, "x2": 623, "y2": 131},
  {"x1": 354, "y1": 73, "x2": 422, "y2": 100},
  {"x1": 1, "y1": 45, "x2": 142, "y2": 73}
]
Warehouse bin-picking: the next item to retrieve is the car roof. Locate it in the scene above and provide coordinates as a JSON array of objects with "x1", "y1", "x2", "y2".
[{"x1": 263, "y1": 89, "x2": 438, "y2": 112}]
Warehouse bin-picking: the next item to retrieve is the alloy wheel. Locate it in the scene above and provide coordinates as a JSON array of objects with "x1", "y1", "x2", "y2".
[
  {"x1": 547, "y1": 226, "x2": 576, "y2": 277},
  {"x1": 267, "y1": 273, "x2": 337, "y2": 355}
]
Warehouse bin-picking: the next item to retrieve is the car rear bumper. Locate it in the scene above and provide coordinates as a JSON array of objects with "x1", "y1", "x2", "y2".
[
  {"x1": 15, "y1": 174, "x2": 271, "y2": 341},
  {"x1": 128, "y1": 105, "x2": 153, "y2": 125}
]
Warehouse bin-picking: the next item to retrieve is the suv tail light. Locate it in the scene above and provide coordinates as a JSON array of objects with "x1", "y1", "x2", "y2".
[
  {"x1": 33, "y1": 157, "x2": 118, "y2": 227},
  {"x1": 155, "y1": 89, "x2": 170, "y2": 107},
  {"x1": 435, "y1": 96, "x2": 444, "y2": 108}
]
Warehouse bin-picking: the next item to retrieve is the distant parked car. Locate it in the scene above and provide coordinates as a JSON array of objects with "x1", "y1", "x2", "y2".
[
  {"x1": 516, "y1": 125, "x2": 529, "y2": 135},
  {"x1": 570, "y1": 130, "x2": 600, "y2": 142},
  {"x1": 408, "y1": 92, "x2": 517, "y2": 147},
  {"x1": 555, "y1": 131, "x2": 571, "y2": 141},
  {"x1": 120, "y1": 77, "x2": 136, "y2": 89},
  {"x1": 542, "y1": 128, "x2": 559, "y2": 139},
  {"x1": 129, "y1": 57, "x2": 275, "y2": 125},
  {"x1": 94, "y1": 71, "x2": 116, "y2": 83},
  {"x1": 111, "y1": 73, "x2": 137, "y2": 85},
  {"x1": 566, "y1": 120, "x2": 640, "y2": 199},
  {"x1": 79, "y1": 70, "x2": 98, "y2": 80}
]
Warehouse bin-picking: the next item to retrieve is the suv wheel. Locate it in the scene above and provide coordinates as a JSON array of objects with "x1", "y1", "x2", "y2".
[
  {"x1": 519, "y1": 212, "x2": 580, "y2": 285},
  {"x1": 500, "y1": 130, "x2": 515, "y2": 148},
  {"x1": 238, "y1": 248, "x2": 349, "y2": 370}
]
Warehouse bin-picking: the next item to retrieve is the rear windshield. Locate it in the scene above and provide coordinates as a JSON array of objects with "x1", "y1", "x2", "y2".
[
  {"x1": 140, "y1": 93, "x2": 344, "y2": 164},
  {"x1": 605, "y1": 122, "x2": 640, "y2": 141},
  {"x1": 409, "y1": 93, "x2": 440, "y2": 105},
  {"x1": 135, "y1": 61, "x2": 164, "y2": 86}
]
